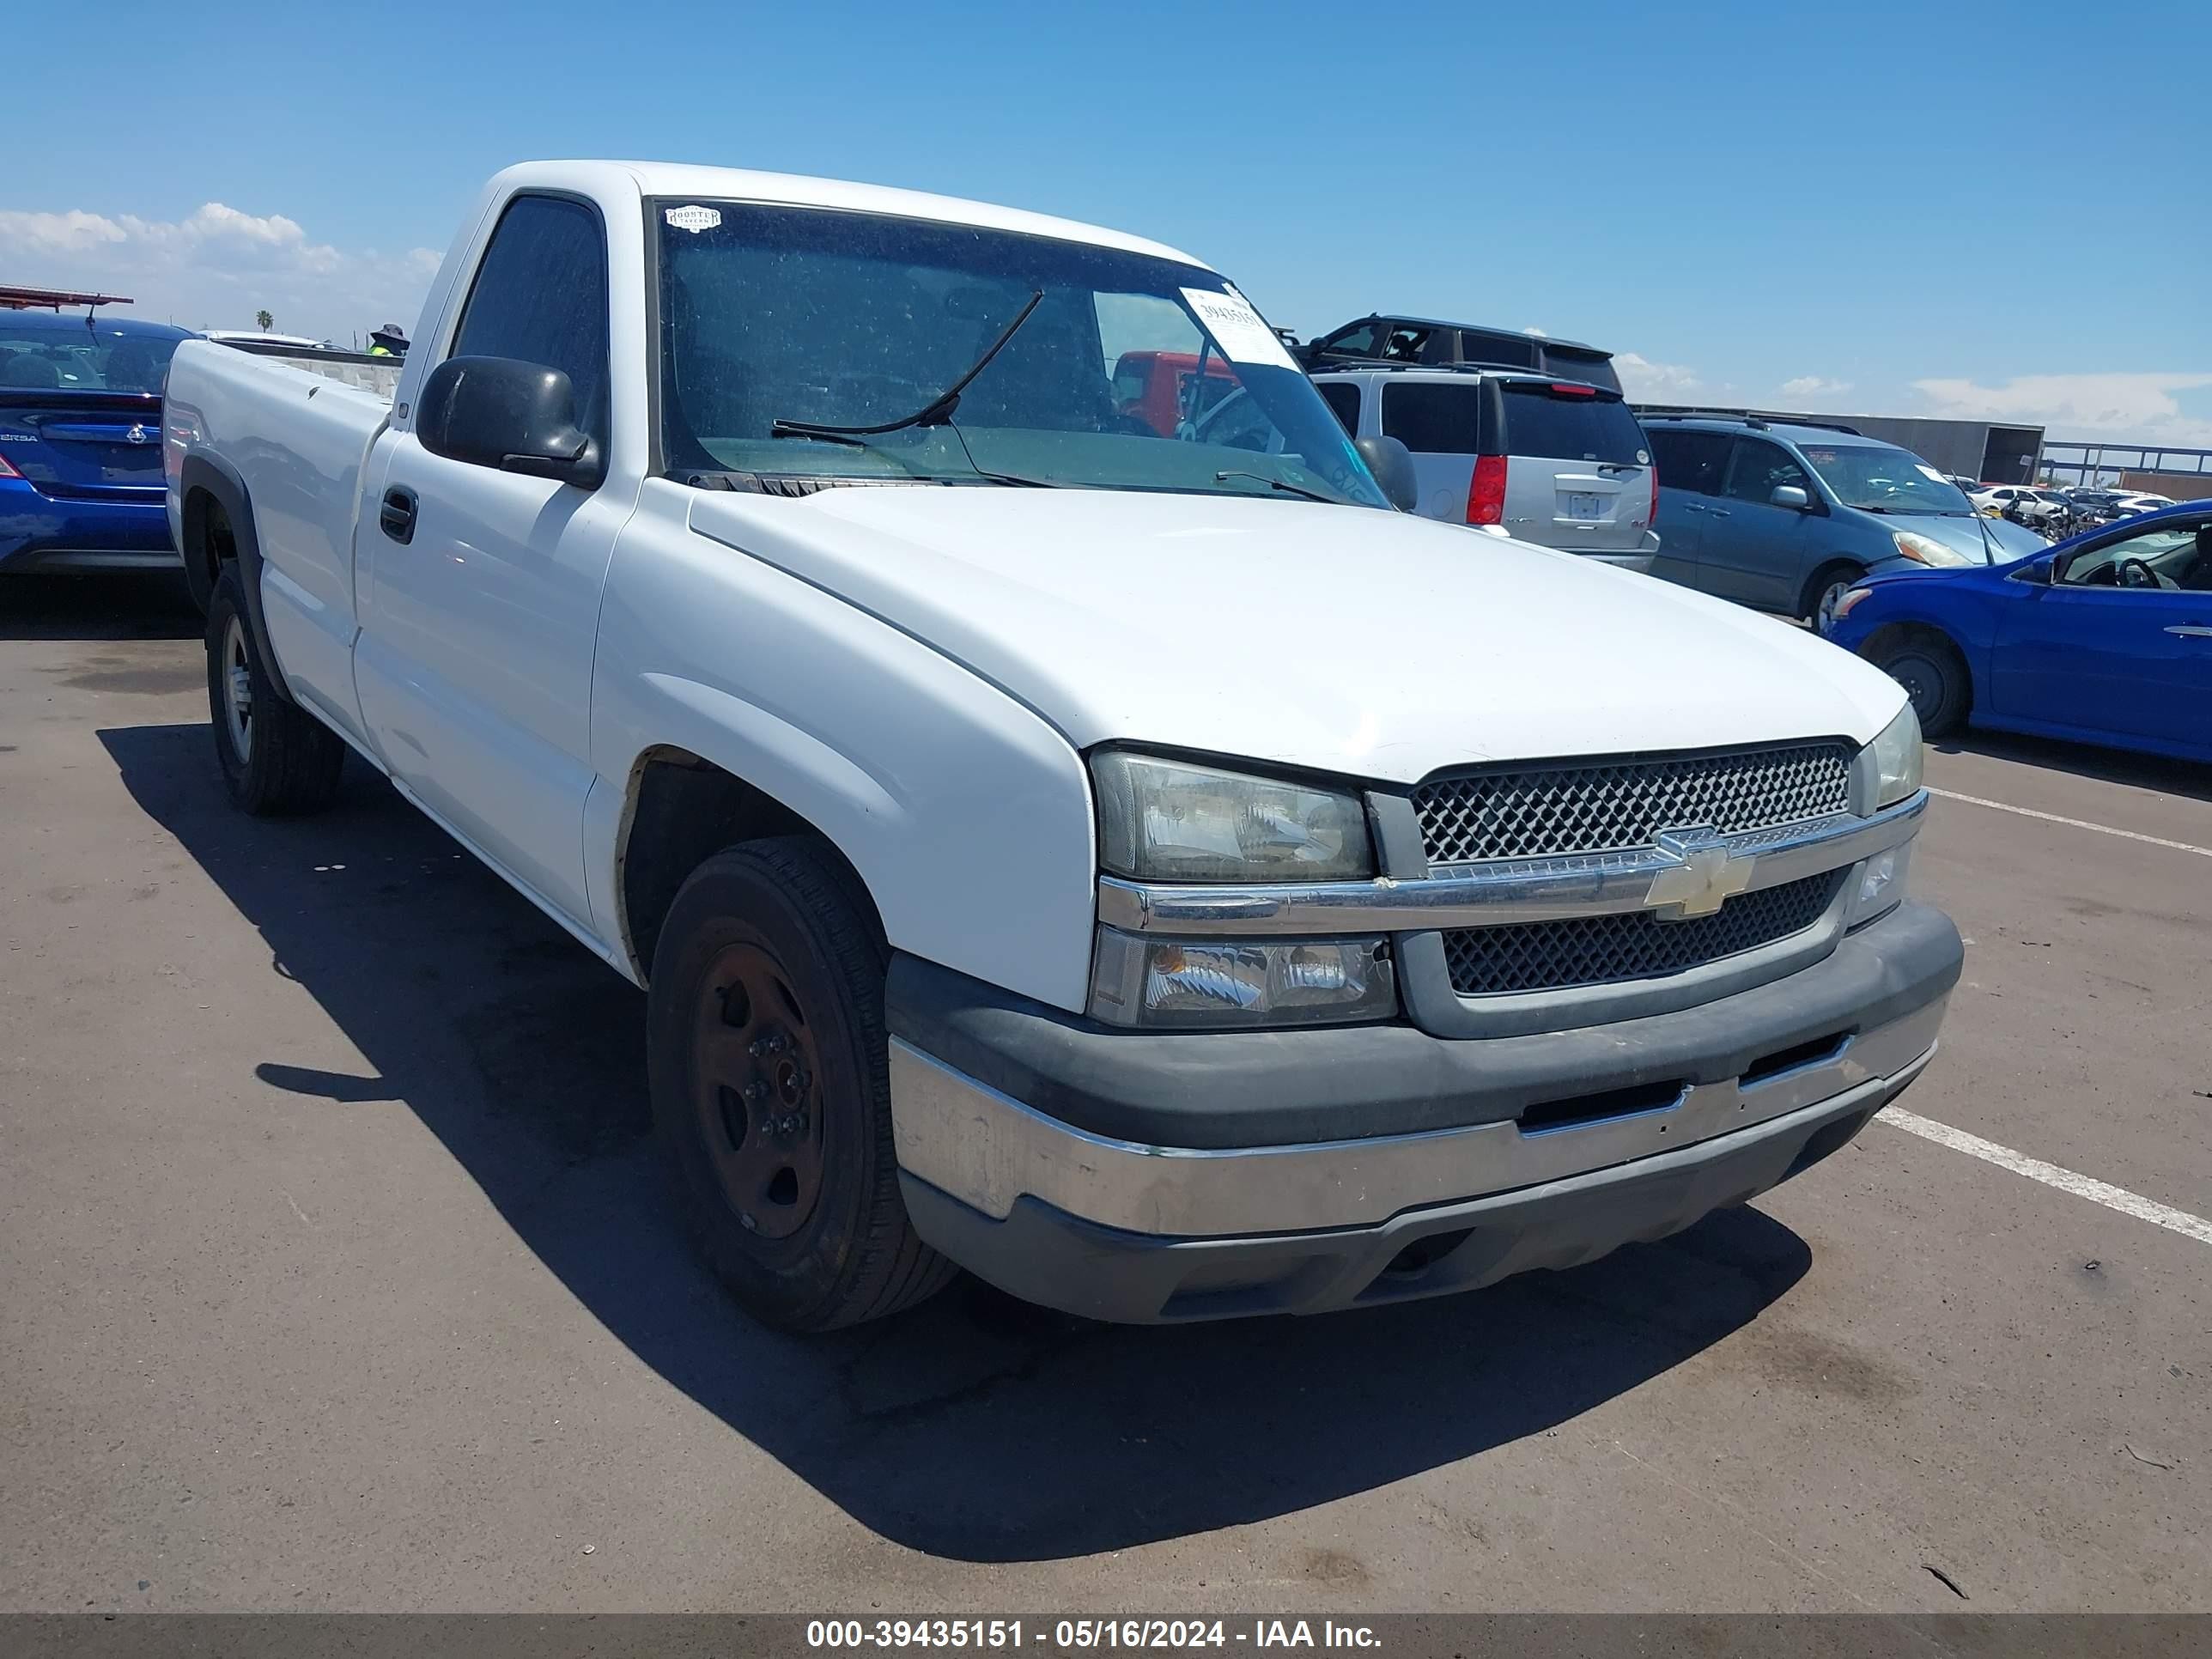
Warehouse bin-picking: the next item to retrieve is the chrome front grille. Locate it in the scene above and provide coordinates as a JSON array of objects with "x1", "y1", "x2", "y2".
[
  {"x1": 1412, "y1": 743, "x2": 1855, "y2": 867},
  {"x1": 1442, "y1": 870, "x2": 1846, "y2": 998}
]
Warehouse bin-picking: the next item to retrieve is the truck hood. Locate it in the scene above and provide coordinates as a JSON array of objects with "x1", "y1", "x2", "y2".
[{"x1": 688, "y1": 487, "x2": 1906, "y2": 784}]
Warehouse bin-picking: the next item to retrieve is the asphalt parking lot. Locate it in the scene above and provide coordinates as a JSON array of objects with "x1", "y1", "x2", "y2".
[{"x1": 3, "y1": 570, "x2": 2208, "y2": 1614}]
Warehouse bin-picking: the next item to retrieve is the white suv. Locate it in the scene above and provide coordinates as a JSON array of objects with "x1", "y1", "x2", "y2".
[{"x1": 1311, "y1": 364, "x2": 1660, "y2": 570}]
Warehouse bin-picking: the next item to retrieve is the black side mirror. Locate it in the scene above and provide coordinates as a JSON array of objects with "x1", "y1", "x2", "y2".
[
  {"x1": 1354, "y1": 434, "x2": 1419, "y2": 513},
  {"x1": 416, "y1": 356, "x2": 605, "y2": 490}
]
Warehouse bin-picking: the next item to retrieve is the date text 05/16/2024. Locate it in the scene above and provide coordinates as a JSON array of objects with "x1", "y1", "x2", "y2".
[{"x1": 805, "y1": 1620, "x2": 1383, "y2": 1650}]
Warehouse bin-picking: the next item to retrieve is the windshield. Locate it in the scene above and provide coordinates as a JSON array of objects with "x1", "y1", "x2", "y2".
[
  {"x1": 653, "y1": 202, "x2": 1387, "y2": 507},
  {"x1": 1796, "y1": 443, "x2": 1973, "y2": 514},
  {"x1": 0, "y1": 323, "x2": 187, "y2": 394}
]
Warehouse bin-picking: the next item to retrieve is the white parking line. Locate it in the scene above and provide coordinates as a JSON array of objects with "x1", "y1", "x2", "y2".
[
  {"x1": 1927, "y1": 787, "x2": 2212, "y2": 859},
  {"x1": 1882, "y1": 1107, "x2": 2212, "y2": 1248}
]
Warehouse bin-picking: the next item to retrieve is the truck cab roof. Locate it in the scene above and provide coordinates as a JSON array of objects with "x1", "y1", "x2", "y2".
[{"x1": 519, "y1": 160, "x2": 1212, "y2": 269}]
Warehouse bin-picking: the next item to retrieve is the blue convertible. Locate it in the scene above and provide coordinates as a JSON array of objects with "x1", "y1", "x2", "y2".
[
  {"x1": 2, "y1": 309, "x2": 194, "y2": 578},
  {"x1": 1827, "y1": 499, "x2": 2212, "y2": 763}
]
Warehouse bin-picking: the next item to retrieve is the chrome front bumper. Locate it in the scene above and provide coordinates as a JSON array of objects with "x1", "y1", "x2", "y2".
[{"x1": 890, "y1": 995, "x2": 1942, "y2": 1241}]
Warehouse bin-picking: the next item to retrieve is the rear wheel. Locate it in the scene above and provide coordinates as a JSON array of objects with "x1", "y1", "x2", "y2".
[
  {"x1": 647, "y1": 837, "x2": 955, "y2": 1332},
  {"x1": 1801, "y1": 562, "x2": 1865, "y2": 634},
  {"x1": 1874, "y1": 633, "x2": 1970, "y2": 738},
  {"x1": 204, "y1": 568, "x2": 345, "y2": 815}
]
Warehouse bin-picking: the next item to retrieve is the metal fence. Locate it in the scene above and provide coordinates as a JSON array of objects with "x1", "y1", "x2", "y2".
[{"x1": 2040, "y1": 439, "x2": 2212, "y2": 489}]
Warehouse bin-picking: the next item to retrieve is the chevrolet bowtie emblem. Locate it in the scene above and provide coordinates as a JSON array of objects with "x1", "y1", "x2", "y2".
[{"x1": 1647, "y1": 827, "x2": 1756, "y2": 919}]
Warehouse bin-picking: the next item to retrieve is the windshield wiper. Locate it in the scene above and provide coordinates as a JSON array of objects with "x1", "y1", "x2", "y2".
[
  {"x1": 769, "y1": 289, "x2": 1044, "y2": 442},
  {"x1": 1213, "y1": 470, "x2": 1340, "y2": 504}
]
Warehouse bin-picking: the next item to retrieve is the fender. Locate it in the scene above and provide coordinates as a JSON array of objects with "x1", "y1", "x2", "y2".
[{"x1": 179, "y1": 453, "x2": 304, "y2": 709}]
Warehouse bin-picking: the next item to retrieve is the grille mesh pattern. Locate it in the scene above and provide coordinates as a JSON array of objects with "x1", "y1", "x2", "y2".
[
  {"x1": 1413, "y1": 744, "x2": 1853, "y2": 866},
  {"x1": 1442, "y1": 871, "x2": 1844, "y2": 998}
]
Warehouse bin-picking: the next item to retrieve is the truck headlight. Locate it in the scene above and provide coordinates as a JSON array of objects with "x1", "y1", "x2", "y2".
[
  {"x1": 1868, "y1": 703, "x2": 1923, "y2": 808},
  {"x1": 1091, "y1": 751, "x2": 1376, "y2": 883},
  {"x1": 1089, "y1": 929, "x2": 1395, "y2": 1028}
]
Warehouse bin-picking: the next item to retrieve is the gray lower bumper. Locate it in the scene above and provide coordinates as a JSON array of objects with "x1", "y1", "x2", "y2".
[
  {"x1": 888, "y1": 902, "x2": 1960, "y2": 1322},
  {"x1": 899, "y1": 1057, "x2": 1924, "y2": 1323}
]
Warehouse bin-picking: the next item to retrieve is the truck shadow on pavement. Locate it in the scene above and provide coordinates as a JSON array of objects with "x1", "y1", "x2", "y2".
[
  {"x1": 100, "y1": 720, "x2": 1813, "y2": 1565},
  {"x1": 2, "y1": 571, "x2": 203, "y2": 642}
]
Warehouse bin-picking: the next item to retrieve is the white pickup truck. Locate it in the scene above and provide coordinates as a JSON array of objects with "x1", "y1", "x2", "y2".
[{"x1": 163, "y1": 161, "x2": 1960, "y2": 1330}]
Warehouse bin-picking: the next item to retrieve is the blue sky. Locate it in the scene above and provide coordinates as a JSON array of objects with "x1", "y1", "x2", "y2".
[{"x1": 7, "y1": 0, "x2": 2209, "y2": 441}]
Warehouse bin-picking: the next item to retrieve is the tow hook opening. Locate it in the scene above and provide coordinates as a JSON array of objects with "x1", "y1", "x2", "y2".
[{"x1": 1516, "y1": 1079, "x2": 1687, "y2": 1137}]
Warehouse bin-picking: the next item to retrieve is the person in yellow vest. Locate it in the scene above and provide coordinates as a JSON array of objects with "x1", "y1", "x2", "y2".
[{"x1": 367, "y1": 323, "x2": 408, "y2": 358}]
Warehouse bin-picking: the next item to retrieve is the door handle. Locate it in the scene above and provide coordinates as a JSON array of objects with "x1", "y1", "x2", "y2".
[
  {"x1": 1683, "y1": 502, "x2": 1705, "y2": 514},
  {"x1": 380, "y1": 486, "x2": 417, "y2": 545},
  {"x1": 1707, "y1": 507, "x2": 1732, "y2": 518},
  {"x1": 2166, "y1": 624, "x2": 2212, "y2": 638}
]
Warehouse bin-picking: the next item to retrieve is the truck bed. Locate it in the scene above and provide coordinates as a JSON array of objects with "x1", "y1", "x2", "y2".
[{"x1": 164, "y1": 338, "x2": 394, "y2": 741}]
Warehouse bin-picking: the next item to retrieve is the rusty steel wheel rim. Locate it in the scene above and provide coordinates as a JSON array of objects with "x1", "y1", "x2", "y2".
[{"x1": 690, "y1": 940, "x2": 827, "y2": 1241}]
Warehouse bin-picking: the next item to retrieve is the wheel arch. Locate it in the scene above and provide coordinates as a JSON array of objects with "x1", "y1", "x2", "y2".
[
  {"x1": 612, "y1": 744, "x2": 883, "y2": 988},
  {"x1": 178, "y1": 454, "x2": 302, "y2": 707}
]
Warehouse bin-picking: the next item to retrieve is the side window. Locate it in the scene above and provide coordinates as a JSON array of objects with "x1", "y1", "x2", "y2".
[
  {"x1": 1459, "y1": 329, "x2": 1539, "y2": 370},
  {"x1": 451, "y1": 195, "x2": 611, "y2": 444},
  {"x1": 1316, "y1": 381, "x2": 1362, "y2": 436},
  {"x1": 1317, "y1": 323, "x2": 1379, "y2": 358},
  {"x1": 1723, "y1": 439, "x2": 1811, "y2": 504},
  {"x1": 1381, "y1": 383, "x2": 1481, "y2": 455},
  {"x1": 1381, "y1": 324, "x2": 1435, "y2": 363},
  {"x1": 2059, "y1": 522, "x2": 2212, "y2": 590},
  {"x1": 1647, "y1": 428, "x2": 1730, "y2": 495}
]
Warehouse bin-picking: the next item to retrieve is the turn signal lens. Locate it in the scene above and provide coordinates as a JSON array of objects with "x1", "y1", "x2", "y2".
[{"x1": 1088, "y1": 929, "x2": 1395, "y2": 1029}]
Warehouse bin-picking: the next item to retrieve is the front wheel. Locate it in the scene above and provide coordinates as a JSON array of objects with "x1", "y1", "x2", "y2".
[
  {"x1": 1801, "y1": 563, "x2": 1864, "y2": 634},
  {"x1": 1875, "y1": 635, "x2": 1970, "y2": 738},
  {"x1": 204, "y1": 568, "x2": 346, "y2": 815},
  {"x1": 647, "y1": 837, "x2": 955, "y2": 1332}
]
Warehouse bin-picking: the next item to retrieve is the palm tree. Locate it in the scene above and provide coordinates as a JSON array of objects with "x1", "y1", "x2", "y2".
[{"x1": 255, "y1": 309, "x2": 273, "y2": 332}]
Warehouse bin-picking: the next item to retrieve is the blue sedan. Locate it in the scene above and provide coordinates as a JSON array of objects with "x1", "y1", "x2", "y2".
[
  {"x1": 1826, "y1": 499, "x2": 2212, "y2": 763},
  {"x1": 2, "y1": 309, "x2": 194, "y2": 578}
]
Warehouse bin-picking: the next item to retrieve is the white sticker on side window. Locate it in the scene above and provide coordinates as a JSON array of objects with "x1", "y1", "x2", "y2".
[
  {"x1": 665, "y1": 205, "x2": 721, "y2": 234},
  {"x1": 1181, "y1": 287, "x2": 1298, "y2": 370}
]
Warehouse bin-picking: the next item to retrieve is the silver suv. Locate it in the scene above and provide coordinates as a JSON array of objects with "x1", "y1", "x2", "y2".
[{"x1": 1311, "y1": 364, "x2": 1659, "y2": 570}]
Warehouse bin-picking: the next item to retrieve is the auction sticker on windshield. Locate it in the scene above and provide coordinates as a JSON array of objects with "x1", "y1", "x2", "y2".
[{"x1": 1182, "y1": 288, "x2": 1298, "y2": 370}]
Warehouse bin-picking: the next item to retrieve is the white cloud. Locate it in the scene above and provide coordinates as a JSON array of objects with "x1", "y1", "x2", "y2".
[
  {"x1": 1522, "y1": 325, "x2": 1548, "y2": 337},
  {"x1": 1613, "y1": 351, "x2": 1703, "y2": 399},
  {"x1": 1780, "y1": 374, "x2": 1853, "y2": 401},
  {"x1": 1911, "y1": 372, "x2": 2212, "y2": 447},
  {"x1": 0, "y1": 200, "x2": 436, "y2": 344}
]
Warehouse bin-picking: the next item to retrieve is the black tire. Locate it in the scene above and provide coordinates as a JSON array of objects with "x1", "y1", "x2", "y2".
[
  {"x1": 204, "y1": 568, "x2": 346, "y2": 815},
  {"x1": 647, "y1": 837, "x2": 955, "y2": 1332},
  {"x1": 1800, "y1": 562, "x2": 1865, "y2": 634},
  {"x1": 1875, "y1": 633, "x2": 1970, "y2": 738}
]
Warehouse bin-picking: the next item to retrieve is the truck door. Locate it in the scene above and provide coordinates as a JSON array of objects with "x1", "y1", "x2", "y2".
[{"x1": 354, "y1": 191, "x2": 635, "y2": 933}]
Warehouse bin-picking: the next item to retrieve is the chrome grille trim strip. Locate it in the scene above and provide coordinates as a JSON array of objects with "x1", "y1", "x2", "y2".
[{"x1": 1095, "y1": 790, "x2": 1926, "y2": 938}]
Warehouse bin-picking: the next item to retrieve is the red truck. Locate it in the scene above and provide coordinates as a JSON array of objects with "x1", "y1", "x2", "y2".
[{"x1": 1110, "y1": 349, "x2": 1239, "y2": 438}]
